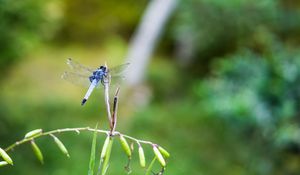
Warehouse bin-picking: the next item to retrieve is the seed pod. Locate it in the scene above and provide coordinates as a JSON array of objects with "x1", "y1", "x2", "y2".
[
  {"x1": 138, "y1": 145, "x2": 146, "y2": 168},
  {"x1": 52, "y1": 135, "x2": 70, "y2": 158},
  {"x1": 158, "y1": 146, "x2": 170, "y2": 158},
  {"x1": 153, "y1": 146, "x2": 166, "y2": 167},
  {"x1": 100, "y1": 136, "x2": 111, "y2": 159},
  {"x1": 24, "y1": 129, "x2": 42, "y2": 139},
  {"x1": 0, "y1": 161, "x2": 9, "y2": 167},
  {"x1": 119, "y1": 135, "x2": 131, "y2": 157},
  {"x1": 31, "y1": 141, "x2": 44, "y2": 164},
  {"x1": 0, "y1": 148, "x2": 13, "y2": 165}
]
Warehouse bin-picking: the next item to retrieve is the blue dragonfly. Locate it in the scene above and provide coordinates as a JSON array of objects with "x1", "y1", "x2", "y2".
[{"x1": 62, "y1": 58, "x2": 129, "y2": 105}]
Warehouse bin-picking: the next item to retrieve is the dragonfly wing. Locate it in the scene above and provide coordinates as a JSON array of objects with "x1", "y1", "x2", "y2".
[
  {"x1": 110, "y1": 75, "x2": 126, "y2": 85},
  {"x1": 62, "y1": 72, "x2": 91, "y2": 87},
  {"x1": 67, "y1": 58, "x2": 94, "y2": 76},
  {"x1": 108, "y1": 63, "x2": 130, "y2": 76}
]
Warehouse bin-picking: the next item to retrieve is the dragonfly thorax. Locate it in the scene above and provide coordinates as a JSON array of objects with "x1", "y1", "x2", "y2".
[{"x1": 89, "y1": 66, "x2": 107, "y2": 83}]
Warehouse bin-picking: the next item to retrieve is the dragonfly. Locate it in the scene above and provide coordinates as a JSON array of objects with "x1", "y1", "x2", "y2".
[{"x1": 62, "y1": 58, "x2": 129, "y2": 105}]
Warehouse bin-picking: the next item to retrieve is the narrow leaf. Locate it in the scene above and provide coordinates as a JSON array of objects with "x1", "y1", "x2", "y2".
[
  {"x1": 0, "y1": 148, "x2": 13, "y2": 165},
  {"x1": 24, "y1": 129, "x2": 42, "y2": 139},
  {"x1": 153, "y1": 146, "x2": 166, "y2": 167},
  {"x1": 88, "y1": 126, "x2": 98, "y2": 175},
  {"x1": 31, "y1": 140, "x2": 44, "y2": 164},
  {"x1": 101, "y1": 138, "x2": 113, "y2": 175},
  {"x1": 119, "y1": 135, "x2": 131, "y2": 157},
  {"x1": 100, "y1": 136, "x2": 110, "y2": 159},
  {"x1": 0, "y1": 161, "x2": 9, "y2": 167},
  {"x1": 51, "y1": 135, "x2": 70, "y2": 158},
  {"x1": 97, "y1": 135, "x2": 112, "y2": 175},
  {"x1": 145, "y1": 157, "x2": 156, "y2": 175},
  {"x1": 138, "y1": 145, "x2": 146, "y2": 168}
]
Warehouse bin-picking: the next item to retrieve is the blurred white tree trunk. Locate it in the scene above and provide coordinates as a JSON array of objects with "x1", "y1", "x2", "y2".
[{"x1": 125, "y1": 0, "x2": 178, "y2": 87}]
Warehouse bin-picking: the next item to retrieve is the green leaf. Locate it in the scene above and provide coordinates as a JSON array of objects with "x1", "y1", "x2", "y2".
[
  {"x1": 100, "y1": 136, "x2": 110, "y2": 159},
  {"x1": 88, "y1": 125, "x2": 98, "y2": 175},
  {"x1": 98, "y1": 136, "x2": 113, "y2": 175},
  {"x1": 145, "y1": 157, "x2": 156, "y2": 175},
  {"x1": 101, "y1": 137, "x2": 113, "y2": 175}
]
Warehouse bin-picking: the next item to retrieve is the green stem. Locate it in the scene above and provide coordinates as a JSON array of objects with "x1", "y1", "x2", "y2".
[{"x1": 4, "y1": 127, "x2": 154, "y2": 152}]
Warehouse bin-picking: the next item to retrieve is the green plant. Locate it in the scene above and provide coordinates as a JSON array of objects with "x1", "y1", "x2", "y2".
[
  {"x1": 0, "y1": 63, "x2": 170, "y2": 174},
  {"x1": 194, "y1": 48, "x2": 300, "y2": 174},
  {"x1": 0, "y1": 0, "x2": 50, "y2": 75}
]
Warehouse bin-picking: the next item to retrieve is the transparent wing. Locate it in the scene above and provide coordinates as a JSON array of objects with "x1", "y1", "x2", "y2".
[
  {"x1": 110, "y1": 75, "x2": 126, "y2": 85},
  {"x1": 66, "y1": 58, "x2": 94, "y2": 76},
  {"x1": 62, "y1": 72, "x2": 92, "y2": 87},
  {"x1": 107, "y1": 75, "x2": 126, "y2": 89},
  {"x1": 108, "y1": 63, "x2": 130, "y2": 76}
]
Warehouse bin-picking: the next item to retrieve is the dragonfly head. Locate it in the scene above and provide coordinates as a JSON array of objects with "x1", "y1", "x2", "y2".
[{"x1": 99, "y1": 66, "x2": 107, "y2": 72}]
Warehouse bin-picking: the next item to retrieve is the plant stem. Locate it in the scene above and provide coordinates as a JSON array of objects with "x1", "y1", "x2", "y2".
[
  {"x1": 104, "y1": 82, "x2": 112, "y2": 129},
  {"x1": 4, "y1": 127, "x2": 154, "y2": 152},
  {"x1": 111, "y1": 87, "x2": 120, "y2": 134},
  {"x1": 121, "y1": 133, "x2": 153, "y2": 145}
]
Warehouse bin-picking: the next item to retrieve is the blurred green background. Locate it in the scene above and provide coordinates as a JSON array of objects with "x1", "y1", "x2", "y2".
[{"x1": 1, "y1": 0, "x2": 300, "y2": 174}]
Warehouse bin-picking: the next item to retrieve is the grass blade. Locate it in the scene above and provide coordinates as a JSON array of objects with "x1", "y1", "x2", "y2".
[
  {"x1": 97, "y1": 136, "x2": 114, "y2": 175},
  {"x1": 88, "y1": 125, "x2": 98, "y2": 175},
  {"x1": 145, "y1": 157, "x2": 156, "y2": 175},
  {"x1": 101, "y1": 138, "x2": 113, "y2": 175}
]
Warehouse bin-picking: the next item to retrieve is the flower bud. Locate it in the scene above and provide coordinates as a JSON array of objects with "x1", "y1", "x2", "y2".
[
  {"x1": 24, "y1": 129, "x2": 42, "y2": 139},
  {"x1": 0, "y1": 148, "x2": 13, "y2": 165},
  {"x1": 52, "y1": 135, "x2": 70, "y2": 158},
  {"x1": 0, "y1": 161, "x2": 9, "y2": 167},
  {"x1": 158, "y1": 146, "x2": 170, "y2": 158},
  {"x1": 119, "y1": 135, "x2": 131, "y2": 157},
  {"x1": 153, "y1": 146, "x2": 166, "y2": 167},
  {"x1": 31, "y1": 141, "x2": 44, "y2": 164},
  {"x1": 138, "y1": 145, "x2": 146, "y2": 168}
]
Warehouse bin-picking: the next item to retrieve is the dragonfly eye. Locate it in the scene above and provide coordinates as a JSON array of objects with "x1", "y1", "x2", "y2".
[{"x1": 99, "y1": 66, "x2": 107, "y2": 72}]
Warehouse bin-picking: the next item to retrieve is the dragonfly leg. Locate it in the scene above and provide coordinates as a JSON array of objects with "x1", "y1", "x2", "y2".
[
  {"x1": 101, "y1": 78, "x2": 105, "y2": 86},
  {"x1": 101, "y1": 75, "x2": 110, "y2": 85},
  {"x1": 89, "y1": 76, "x2": 94, "y2": 83},
  {"x1": 101, "y1": 78, "x2": 108, "y2": 86}
]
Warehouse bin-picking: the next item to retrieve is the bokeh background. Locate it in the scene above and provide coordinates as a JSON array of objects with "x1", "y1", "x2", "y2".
[{"x1": 1, "y1": 0, "x2": 300, "y2": 174}]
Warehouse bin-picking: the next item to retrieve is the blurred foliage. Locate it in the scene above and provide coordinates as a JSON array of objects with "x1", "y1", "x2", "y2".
[
  {"x1": 173, "y1": 0, "x2": 300, "y2": 73},
  {"x1": 56, "y1": 0, "x2": 147, "y2": 44},
  {"x1": 131, "y1": 48, "x2": 300, "y2": 174},
  {"x1": 0, "y1": 0, "x2": 49, "y2": 74},
  {"x1": 194, "y1": 49, "x2": 300, "y2": 174}
]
